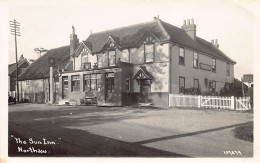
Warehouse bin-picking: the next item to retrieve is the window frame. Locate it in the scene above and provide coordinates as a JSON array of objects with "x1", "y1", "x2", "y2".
[
  {"x1": 179, "y1": 47, "x2": 185, "y2": 65},
  {"x1": 71, "y1": 75, "x2": 80, "y2": 92},
  {"x1": 144, "y1": 43, "x2": 155, "y2": 63},
  {"x1": 179, "y1": 76, "x2": 185, "y2": 94},
  {"x1": 212, "y1": 58, "x2": 216, "y2": 73},
  {"x1": 106, "y1": 73, "x2": 114, "y2": 93},
  {"x1": 84, "y1": 74, "x2": 91, "y2": 92},
  {"x1": 209, "y1": 80, "x2": 216, "y2": 93},
  {"x1": 108, "y1": 50, "x2": 116, "y2": 67},
  {"x1": 84, "y1": 74, "x2": 101, "y2": 92},
  {"x1": 126, "y1": 74, "x2": 131, "y2": 92},
  {"x1": 25, "y1": 80, "x2": 29, "y2": 85},
  {"x1": 193, "y1": 52, "x2": 198, "y2": 68},
  {"x1": 194, "y1": 78, "x2": 199, "y2": 89}
]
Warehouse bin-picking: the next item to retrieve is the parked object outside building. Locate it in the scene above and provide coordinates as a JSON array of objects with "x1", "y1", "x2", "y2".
[{"x1": 18, "y1": 18, "x2": 236, "y2": 106}]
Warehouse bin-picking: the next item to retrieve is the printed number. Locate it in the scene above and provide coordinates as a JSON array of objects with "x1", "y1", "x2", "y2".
[{"x1": 223, "y1": 151, "x2": 242, "y2": 155}]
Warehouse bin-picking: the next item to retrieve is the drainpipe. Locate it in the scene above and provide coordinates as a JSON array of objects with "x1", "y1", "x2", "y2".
[{"x1": 168, "y1": 43, "x2": 174, "y2": 94}]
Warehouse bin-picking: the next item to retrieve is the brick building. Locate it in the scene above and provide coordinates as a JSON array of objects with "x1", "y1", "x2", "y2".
[{"x1": 18, "y1": 18, "x2": 235, "y2": 106}]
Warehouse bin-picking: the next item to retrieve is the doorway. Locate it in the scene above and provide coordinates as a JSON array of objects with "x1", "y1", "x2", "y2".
[
  {"x1": 140, "y1": 79, "x2": 151, "y2": 103},
  {"x1": 62, "y1": 76, "x2": 68, "y2": 99}
]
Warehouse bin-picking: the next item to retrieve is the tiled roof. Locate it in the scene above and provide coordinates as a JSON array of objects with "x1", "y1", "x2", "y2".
[
  {"x1": 18, "y1": 45, "x2": 70, "y2": 80},
  {"x1": 160, "y1": 20, "x2": 236, "y2": 63},
  {"x1": 86, "y1": 19, "x2": 235, "y2": 63},
  {"x1": 19, "y1": 18, "x2": 235, "y2": 80},
  {"x1": 86, "y1": 20, "x2": 166, "y2": 53},
  {"x1": 8, "y1": 59, "x2": 29, "y2": 75}
]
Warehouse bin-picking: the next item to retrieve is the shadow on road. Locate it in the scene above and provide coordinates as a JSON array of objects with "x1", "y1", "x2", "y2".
[
  {"x1": 9, "y1": 107, "x2": 187, "y2": 157},
  {"x1": 133, "y1": 121, "x2": 253, "y2": 145}
]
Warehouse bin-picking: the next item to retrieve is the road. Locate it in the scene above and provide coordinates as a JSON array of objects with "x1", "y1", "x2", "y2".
[{"x1": 8, "y1": 103, "x2": 253, "y2": 157}]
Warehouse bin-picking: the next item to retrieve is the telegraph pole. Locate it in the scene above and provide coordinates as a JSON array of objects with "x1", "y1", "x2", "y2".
[{"x1": 10, "y1": 20, "x2": 21, "y2": 102}]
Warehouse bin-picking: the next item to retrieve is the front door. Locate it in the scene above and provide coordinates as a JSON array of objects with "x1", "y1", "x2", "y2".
[
  {"x1": 62, "y1": 76, "x2": 68, "y2": 99},
  {"x1": 140, "y1": 79, "x2": 151, "y2": 103},
  {"x1": 105, "y1": 73, "x2": 114, "y2": 103}
]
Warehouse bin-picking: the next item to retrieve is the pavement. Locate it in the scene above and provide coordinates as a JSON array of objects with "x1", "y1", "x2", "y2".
[{"x1": 8, "y1": 103, "x2": 253, "y2": 157}]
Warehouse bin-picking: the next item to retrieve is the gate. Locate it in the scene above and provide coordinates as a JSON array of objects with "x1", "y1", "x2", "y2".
[{"x1": 235, "y1": 97, "x2": 251, "y2": 111}]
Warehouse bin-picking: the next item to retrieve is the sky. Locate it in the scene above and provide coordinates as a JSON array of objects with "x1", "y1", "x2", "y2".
[{"x1": 2, "y1": 0, "x2": 260, "y2": 79}]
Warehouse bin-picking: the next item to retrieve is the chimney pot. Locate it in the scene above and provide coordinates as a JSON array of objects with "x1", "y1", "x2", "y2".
[
  {"x1": 191, "y1": 18, "x2": 194, "y2": 25},
  {"x1": 215, "y1": 39, "x2": 218, "y2": 44},
  {"x1": 153, "y1": 17, "x2": 157, "y2": 20},
  {"x1": 72, "y1": 25, "x2": 75, "y2": 34},
  {"x1": 187, "y1": 19, "x2": 190, "y2": 25},
  {"x1": 183, "y1": 20, "x2": 186, "y2": 25}
]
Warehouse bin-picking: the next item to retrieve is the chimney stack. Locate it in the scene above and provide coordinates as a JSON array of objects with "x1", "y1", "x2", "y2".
[
  {"x1": 70, "y1": 25, "x2": 79, "y2": 60},
  {"x1": 19, "y1": 54, "x2": 24, "y2": 62},
  {"x1": 181, "y1": 18, "x2": 196, "y2": 40},
  {"x1": 211, "y1": 39, "x2": 219, "y2": 48}
]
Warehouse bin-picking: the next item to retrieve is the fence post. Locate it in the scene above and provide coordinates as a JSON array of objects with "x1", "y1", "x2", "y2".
[
  {"x1": 198, "y1": 95, "x2": 201, "y2": 108},
  {"x1": 231, "y1": 96, "x2": 235, "y2": 110}
]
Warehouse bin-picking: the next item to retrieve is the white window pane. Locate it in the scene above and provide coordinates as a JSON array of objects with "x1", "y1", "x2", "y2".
[
  {"x1": 180, "y1": 48, "x2": 184, "y2": 57},
  {"x1": 146, "y1": 53, "x2": 153, "y2": 62},
  {"x1": 109, "y1": 51, "x2": 116, "y2": 66},
  {"x1": 145, "y1": 44, "x2": 154, "y2": 62}
]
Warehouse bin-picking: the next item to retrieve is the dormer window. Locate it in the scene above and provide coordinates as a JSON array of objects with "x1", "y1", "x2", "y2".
[
  {"x1": 108, "y1": 50, "x2": 116, "y2": 66},
  {"x1": 144, "y1": 44, "x2": 154, "y2": 63}
]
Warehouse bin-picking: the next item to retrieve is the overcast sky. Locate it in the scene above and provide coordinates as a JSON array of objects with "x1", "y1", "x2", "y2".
[{"x1": 2, "y1": 0, "x2": 260, "y2": 79}]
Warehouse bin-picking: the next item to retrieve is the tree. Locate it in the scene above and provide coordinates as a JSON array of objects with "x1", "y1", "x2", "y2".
[{"x1": 34, "y1": 47, "x2": 48, "y2": 57}]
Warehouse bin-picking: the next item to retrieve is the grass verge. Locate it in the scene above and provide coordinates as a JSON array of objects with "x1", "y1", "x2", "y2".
[{"x1": 233, "y1": 121, "x2": 253, "y2": 142}]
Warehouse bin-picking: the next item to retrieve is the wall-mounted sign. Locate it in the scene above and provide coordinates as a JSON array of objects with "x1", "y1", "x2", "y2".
[
  {"x1": 242, "y1": 74, "x2": 253, "y2": 83},
  {"x1": 200, "y1": 63, "x2": 211, "y2": 71}
]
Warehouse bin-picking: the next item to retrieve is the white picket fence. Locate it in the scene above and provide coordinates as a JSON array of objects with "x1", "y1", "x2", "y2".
[
  {"x1": 235, "y1": 97, "x2": 251, "y2": 111},
  {"x1": 169, "y1": 94, "x2": 251, "y2": 110}
]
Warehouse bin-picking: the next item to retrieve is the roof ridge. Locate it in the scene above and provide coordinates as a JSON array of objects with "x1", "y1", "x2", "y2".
[
  {"x1": 160, "y1": 20, "x2": 185, "y2": 32},
  {"x1": 48, "y1": 45, "x2": 70, "y2": 51},
  {"x1": 156, "y1": 19, "x2": 170, "y2": 40},
  {"x1": 9, "y1": 59, "x2": 29, "y2": 74},
  {"x1": 89, "y1": 19, "x2": 157, "y2": 36},
  {"x1": 196, "y1": 37, "x2": 236, "y2": 63}
]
